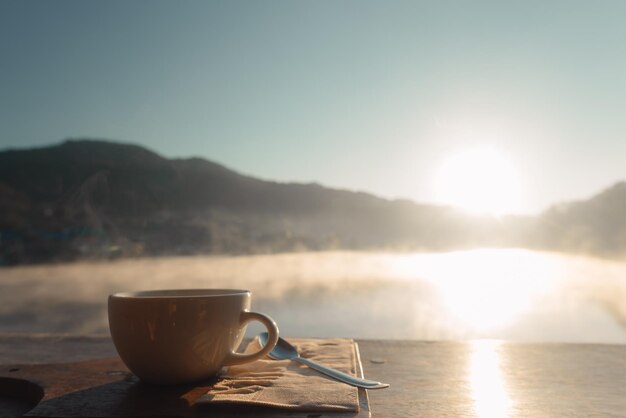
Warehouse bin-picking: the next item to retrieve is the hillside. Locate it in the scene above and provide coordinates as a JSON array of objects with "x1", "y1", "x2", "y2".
[
  {"x1": 1, "y1": 139, "x2": 625, "y2": 264},
  {"x1": 531, "y1": 182, "x2": 626, "y2": 256},
  {"x1": 0, "y1": 140, "x2": 494, "y2": 264}
]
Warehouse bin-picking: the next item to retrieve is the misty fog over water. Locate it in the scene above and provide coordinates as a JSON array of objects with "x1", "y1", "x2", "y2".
[{"x1": 1, "y1": 249, "x2": 626, "y2": 344}]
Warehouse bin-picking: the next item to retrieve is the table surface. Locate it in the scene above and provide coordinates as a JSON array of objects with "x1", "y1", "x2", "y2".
[{"x1": 1, "y1": 335, "x2": 626, "y2": 417}]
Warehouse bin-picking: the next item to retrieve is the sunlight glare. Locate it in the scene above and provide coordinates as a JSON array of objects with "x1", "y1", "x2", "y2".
[
  {"x1": 392, "y1": 249, "x2": 562, "y2": 334},
  {"x1": 433, "y1": 147, "x2": 523, "y2": 215},
  {"x1": 469, "y1": 340, "x2": 511, "y2": 418}
]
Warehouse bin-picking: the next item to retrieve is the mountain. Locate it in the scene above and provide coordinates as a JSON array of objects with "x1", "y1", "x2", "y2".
[
  {"x1": 531, "y1": 182, "x2": 626, "y2": 257},
  {"x1": 0, "y1": 140, "x2": 486, "y2": 264},
  {"x1": 0, "y1": 139, "x2": 624, "y2": 265}
]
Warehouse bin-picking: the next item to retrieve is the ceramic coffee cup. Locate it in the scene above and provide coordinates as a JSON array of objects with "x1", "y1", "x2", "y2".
[{"x1": 108, "y1": 289, "x2": 279, "y2": 385}]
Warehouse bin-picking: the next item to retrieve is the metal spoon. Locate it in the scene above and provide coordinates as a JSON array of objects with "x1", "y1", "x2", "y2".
[{"x1": 258, "y1": 332, "x2": 389, "y2": 389}]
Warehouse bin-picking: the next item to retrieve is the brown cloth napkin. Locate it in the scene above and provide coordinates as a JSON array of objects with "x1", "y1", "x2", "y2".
[{"x1": 196, "y1": 337, "x2": 360, "y2": 413}]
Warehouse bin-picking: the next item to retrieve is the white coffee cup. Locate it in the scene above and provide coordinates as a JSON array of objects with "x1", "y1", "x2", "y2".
[{"x1": 108, "y1": 289, "x2": 279, "y2": 385}]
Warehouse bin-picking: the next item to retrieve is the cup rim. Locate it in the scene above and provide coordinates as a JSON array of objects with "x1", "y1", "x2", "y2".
[{"x1": 109, "y1": 289, "x2": 251, "y2": 299}]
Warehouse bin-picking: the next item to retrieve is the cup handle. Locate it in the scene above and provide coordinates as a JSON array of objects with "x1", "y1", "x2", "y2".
[{"x1": 224, "y1": 311, "x2": 279, "y2": 366}]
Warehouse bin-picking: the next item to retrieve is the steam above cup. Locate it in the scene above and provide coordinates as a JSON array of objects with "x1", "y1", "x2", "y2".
[{"x1": 108, "y1": 289, "x2": 279, "y2": 385}]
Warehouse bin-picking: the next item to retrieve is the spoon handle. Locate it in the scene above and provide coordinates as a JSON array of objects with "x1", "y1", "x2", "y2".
[{"x1": 294, "y1": 357, "x2": 390, "y2": 389}]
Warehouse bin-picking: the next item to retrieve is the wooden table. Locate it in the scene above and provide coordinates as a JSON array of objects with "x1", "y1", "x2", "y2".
[{"x1": 1, "y1": 335, "x2": 626, "y2": 417}]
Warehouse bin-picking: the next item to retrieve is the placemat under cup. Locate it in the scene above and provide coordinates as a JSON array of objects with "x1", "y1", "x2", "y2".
[{"x1": 197, "y1": 337, "x2": 360, "y2": 413}]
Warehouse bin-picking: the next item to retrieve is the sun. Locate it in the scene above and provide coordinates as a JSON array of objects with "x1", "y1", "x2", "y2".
[{"x1": 432, "y1": 147, "x2": 523, "y2": 215}]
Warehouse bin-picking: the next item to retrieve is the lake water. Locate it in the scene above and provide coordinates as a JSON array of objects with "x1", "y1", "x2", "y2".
[{"x1": 2, "y1": 249, "x2": 626, "y2": 343}]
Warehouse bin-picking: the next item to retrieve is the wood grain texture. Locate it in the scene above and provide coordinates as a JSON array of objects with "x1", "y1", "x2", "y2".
[
  {"x1": 2, "y1": 336, "x2": 626, "y2": 417},
  {"x1": 0, "y1": 338, "x2": 369, "y2": 418},
  {"x1": 359, "y1": 340, "x2": 626, "y2": 417}
]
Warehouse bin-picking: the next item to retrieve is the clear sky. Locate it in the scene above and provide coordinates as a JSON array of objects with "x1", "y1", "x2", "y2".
[{"x1": 2, "y1": 0, "x2": 626, "y2": 214}]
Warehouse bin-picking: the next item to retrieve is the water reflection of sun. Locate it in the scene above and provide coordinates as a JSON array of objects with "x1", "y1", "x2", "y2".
[{"x1": 393, "y1": 249, "x2": 561, "y2": 334}]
